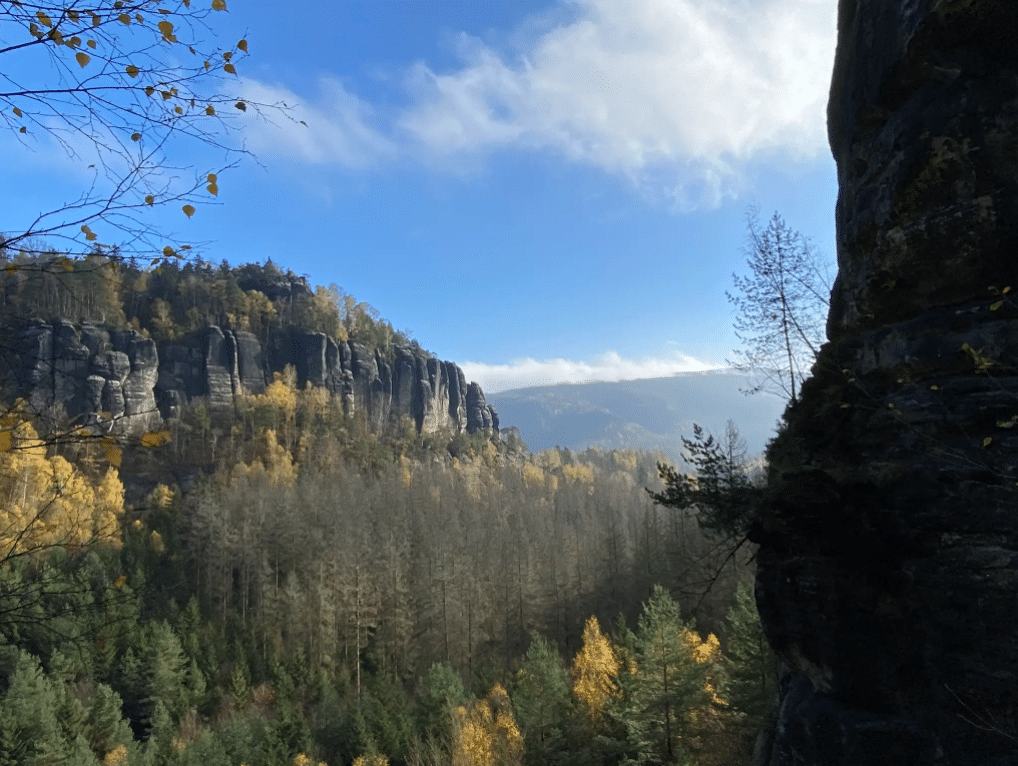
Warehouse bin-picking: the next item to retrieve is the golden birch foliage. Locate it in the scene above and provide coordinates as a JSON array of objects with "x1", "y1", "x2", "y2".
[
  {"x1": 521, "y1": 462, "x2": 544, "y2": 489},
  {"x1": 562, "y1": 462, "x2": 595, "y2": 491},
  {"x1": 231, "y1": 430, "x2": 296, "y2": 486},
  {"x1": 102, "y1": 745, "x2": 129, "y2": 766},
  {"x1": 452, "y1": 684, "x2": 524, "y2": 766},
  {"x1": 352, "y1": 756, "x2": 388, "y2": 766},
  {"x1": 681, "y1": 629, "x2": 727, "y2": 707},
  {"x1": 572, "y1": 616, "x2": 620, "y2": 720},
  {"x1": 0, "y1": 421, "x2": 124, "y2": 552}
]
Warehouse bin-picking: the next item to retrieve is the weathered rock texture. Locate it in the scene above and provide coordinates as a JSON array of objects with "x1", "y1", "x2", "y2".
[
  {"x1": 750, "y1": 1, "x2": 1018, "y2": 764},
  {"x1": 2, "y1": 320, "x2": 497, "y2": 438}
]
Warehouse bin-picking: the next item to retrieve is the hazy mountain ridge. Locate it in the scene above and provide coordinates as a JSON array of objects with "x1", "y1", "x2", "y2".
[{"x1": 487, "y1": 370, "x2": 787, "y2": 461}]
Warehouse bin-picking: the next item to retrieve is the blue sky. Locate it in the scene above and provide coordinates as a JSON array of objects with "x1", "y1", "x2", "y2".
[{"x1": 5, "y1": 0, "x2": 840, "y2": 393}]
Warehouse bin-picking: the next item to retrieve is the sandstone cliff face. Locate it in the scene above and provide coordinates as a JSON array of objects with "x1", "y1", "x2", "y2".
[
  {"x1": 751, "y1": 2, "x2": 1018, "y2": 764},
  {"x1": 3, "y1": 320, "x2": 498, "y2": 438}
]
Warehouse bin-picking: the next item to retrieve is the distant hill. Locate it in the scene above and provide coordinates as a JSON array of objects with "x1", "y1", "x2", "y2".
[{"x1": 486, "y1": 371, "x2": 787, "y2": 462}]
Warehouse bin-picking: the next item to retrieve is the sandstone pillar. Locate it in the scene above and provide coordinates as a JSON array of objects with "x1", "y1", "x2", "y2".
[{"x1": 751, "y1": 1, "x2": 1018, "y2": 763}]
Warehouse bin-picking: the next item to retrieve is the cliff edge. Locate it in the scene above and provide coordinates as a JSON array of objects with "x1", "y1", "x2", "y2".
[{"x1": 4, "y1": 318, "x2": 498, "y2": 439}]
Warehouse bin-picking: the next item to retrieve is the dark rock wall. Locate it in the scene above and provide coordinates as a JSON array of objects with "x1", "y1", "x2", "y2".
[
  {"x1": 3, "y1": 320, "x2": 496, "y2": 438},
  {"x1": 751, "y1": 1, "x2": 1018, "y2": 764}
]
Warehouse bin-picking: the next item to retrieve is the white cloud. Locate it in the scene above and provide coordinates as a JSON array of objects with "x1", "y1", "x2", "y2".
[
  {"x1": 239, "y1": 77, "x2": 398, "y2": 168},
  {"x1": 461, "y1": 350, "x2": 721, "y2": 393},
  {"x1": 240, "y1": 0, "x2": 837, "y2": 207},
  {"x1": 398, "y1": 0, "x2": 838, "y2": 207}
]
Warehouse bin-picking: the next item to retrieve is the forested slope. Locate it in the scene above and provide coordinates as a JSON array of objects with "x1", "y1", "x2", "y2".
[{"x1": 0, "y1": 252, "x2": 777, "y2": 766}]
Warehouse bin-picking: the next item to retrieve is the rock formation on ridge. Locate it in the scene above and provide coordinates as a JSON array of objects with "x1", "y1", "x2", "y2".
[
  {"x1": 3, "y1": 318, "x2": 498, "y2": 438},
  {"x1": 750, "y1": 1, "x2": 1018, "y2": 763}
]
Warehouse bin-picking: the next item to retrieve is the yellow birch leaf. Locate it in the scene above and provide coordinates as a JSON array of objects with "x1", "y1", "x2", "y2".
[
  {"x1": 92, "y1": 14, "x2": 100, "y2": 26},
  {"x1": 68, "y1": 36, "x2": 81, "y2": 48},
  {"x1": 174, "y1": 106, "x2": 182, "y2": 114},
  {"x1": 13, "y1": 106, "x2": 22, "y2": 117},
  {"x1": 68, "y1": 9, "x2": 79, "y2": 21},
  {"x1": 162, "y1": 246, "x2": 176, "y2": 258},
  {"x1": 212, "y1": 0, "x2": 227, "y2": 9},
  {"x1": 145, "y1": 195, "x2": 154, "y2": 205},
  {"x1": 189, "y1": 98, "x2": 195, "y2": 107},
  {"x1": 157, "y1": 20, "x2": 176, "y2": 42},
  {"x1": 145, "y1": 86, "x2": 155, "y2": 96},
  {"x1": 207, "y1": 173, "x2": 217, "y2": 183},
  {"x1": 203, "y1": 60, "x2": 210, "y2": 71},
  {"x1": 223, "y1": 51, "x2": 232, "y2": 61},
  {"x1": 81, "y1": 225, "x2": 96, "y2": 241},
  {"x1": 158, "y1": 8, "x2": 172, "y2": 13},
  {"x1": 49, "y1": 29, "x2": 64, "y2": 44},
  {"x1": 87, "y1": 39, "x2": 96, "y2": 48},
  {"x1": 140, "y1": 429, "x2": 171, "y2": 447},
  {"x1": 36, "y1": 11, "x2": 52, "y2": 27},
  {"x1": 183, "y1": 0, "x2": 190, "y2": 6},
  {"x1": 19, "y1": 126, "x2": 26, "y2": 133},
  {"x1": 75, "y1": 51, "x2": 90, "y2": 67},
  {"x1": 205, "y1": 104, "x2": 215, "y2": 115},
  {"x1": 237, "y1": 39, "x2": 248, "y2": 52},
  {"x1": 134, "y1": 13, "x2": 143, "y2": 23},
  {"x1": 235, "y1": 101, "x2": 246, "y2": 111},
  {"x1": 114, "y1": 1, "x2": 124, "y2": 8},
  {"x1": 130, "y1": 132, "x2": 141, "y2": 141},
  {"x1": 206, "y1": 182, "x2": 218, "y2": 196},
  {"x1": 118, "y1": 13, "x2": 131, "y2": 24},
  {"x1": 103, "y1": 440, "x2": 122, "y2": 467},
  {"x1": 125, "y1": 64, "x2": 139, "y2": 77},
  {"x1": 223, "y1": 62, "x2": 236, "y2": 74},
  {"x1": 160, "y1": 90, "x2": 172, "y2": 100},
  {"x1": 182, "y1": 204, "x2": 195, "y2": 218}
]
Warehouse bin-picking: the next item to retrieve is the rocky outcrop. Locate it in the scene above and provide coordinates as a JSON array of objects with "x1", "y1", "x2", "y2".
[
  {"x1": 270, "y1": 330, "x2": 496, "y2": 435},
  {"x1": 751, "y1": 2, "x2": 1018, "y2": 764},
  {"x1": 3, "y1": 319, "x2": 497, "y2": 439}
]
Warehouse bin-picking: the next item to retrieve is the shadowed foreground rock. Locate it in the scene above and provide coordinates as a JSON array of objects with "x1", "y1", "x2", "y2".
[{"x1": 751, "y1": 1, "x2": 1018, "y2": 764}]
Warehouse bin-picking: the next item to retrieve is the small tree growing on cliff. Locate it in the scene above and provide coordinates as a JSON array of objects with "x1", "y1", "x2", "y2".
[{"x1": 727, "y1": 207, "x2": 832, "y2": 403}]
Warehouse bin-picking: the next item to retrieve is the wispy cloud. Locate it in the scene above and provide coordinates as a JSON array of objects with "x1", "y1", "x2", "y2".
[
  {"x1": 239, "y1": 77, "x2": 398, "y2": 168},
  {"x1": 242, "y1": 0, "x2": 837, "y2": 207},
  {"x1": 461, "y1": 350, "x2": 721, "y2": 393}
]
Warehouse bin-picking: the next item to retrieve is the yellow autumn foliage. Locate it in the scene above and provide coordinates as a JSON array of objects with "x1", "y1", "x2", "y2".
[
  {"x1": 452, "y1": 684, "x2": 524, "y2": 766},
  {"x1": 562, "y1": 462, "x2": 595, "y2": 485},
  {"x1": 521, "y1": 462, "x2": 544, "y2": 489},
  {"x1": 102, "y1": 745, "x2": 129, "y2": 766},
  {"x1": 572, "y1": 616, "x2": 620, "y2": 721},
  {"x1": 0, "y1": 419, "x2": 124, "y2": 553},
  {"x1": 352, "y1": 755, "x2": 388, "y2": 766}
]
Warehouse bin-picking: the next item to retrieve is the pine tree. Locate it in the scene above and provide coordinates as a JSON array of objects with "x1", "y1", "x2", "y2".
[
  {"x1": 721, "y1": 582, "x2": 778, "y2": 726},
  {"x1": 512, "y1": 635, "x2": 571, "y2": 763},
  {"x1": 0, "y1": 649, "x2": 66, "y2": 766},
  {"x1": 615, "y1": 586, "x2": 709, "y2": 766}
]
